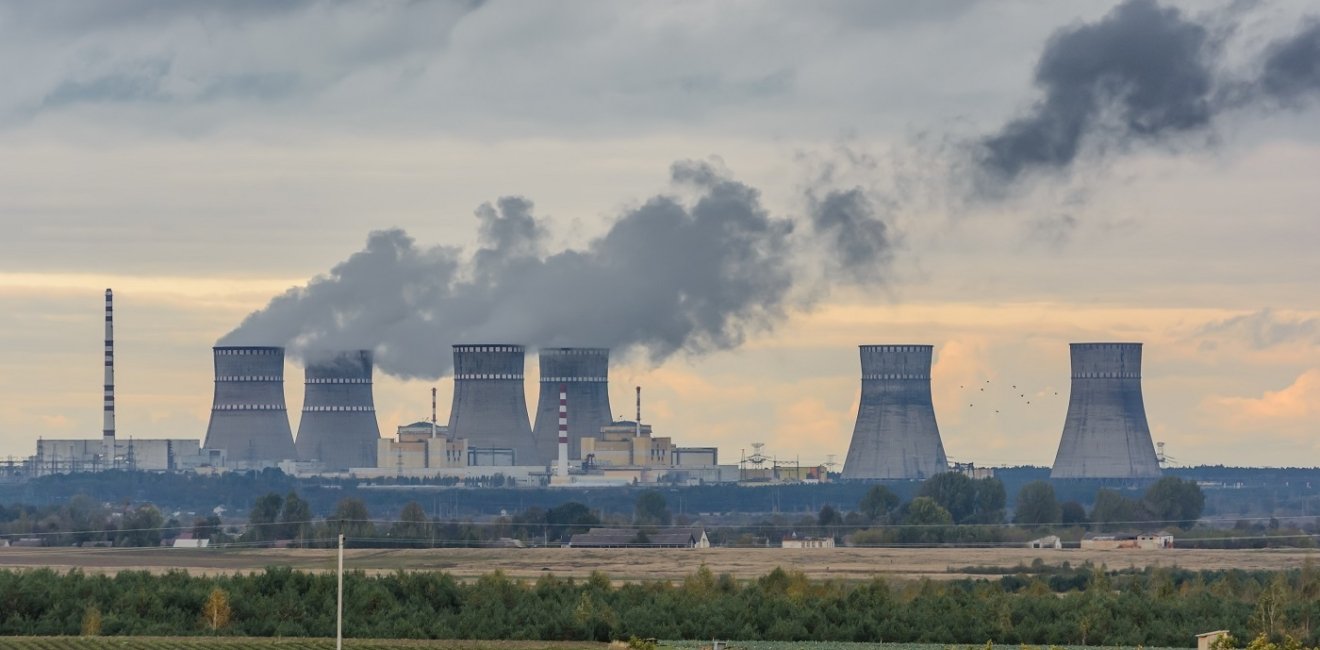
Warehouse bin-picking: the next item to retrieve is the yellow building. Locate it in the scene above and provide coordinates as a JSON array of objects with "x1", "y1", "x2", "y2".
[
  {"x1": 376, "y1": 422, "x2": 469, "y2": 470},
  {"x1": 580, "y1": 420, "x2": 673, "y2": 468}
]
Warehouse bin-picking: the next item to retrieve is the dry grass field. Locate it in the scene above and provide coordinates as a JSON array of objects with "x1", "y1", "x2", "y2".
[{"x1": 2, "y1": 546, "x2": 1317, "y2": 581}]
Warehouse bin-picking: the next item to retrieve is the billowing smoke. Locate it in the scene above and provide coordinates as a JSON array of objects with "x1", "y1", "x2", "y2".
[
  {"x1": 808, "y1": 188, "x2": 896, "y2": 283},
  {"x1": 222, "y1": 161, "x2": 893, "y2": 378},
  {"x1": 974, "y1": 0, "x2": 1320, "y2": 187},
  {"x1": 1260, "y1": 20, "x2": 1320, "y2": 105}
]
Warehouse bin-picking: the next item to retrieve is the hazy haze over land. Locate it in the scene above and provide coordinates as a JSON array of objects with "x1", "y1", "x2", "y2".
[{"x1": 1, "y1": 0, "x2": 1318, "y2": 467}]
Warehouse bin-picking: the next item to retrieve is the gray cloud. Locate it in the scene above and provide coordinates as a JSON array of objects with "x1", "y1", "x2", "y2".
[
  {"x1": 808, "y1": 188, "x2": 896, "y2": 282},
  {"x1": 222, "y1": 162, "x2": 877, "y2": 378},
  {"x1": 1197, "y1": 309, "x2": 1320, "y2": 349},
  {"x1": 1260, "y1": 20, "x2": 1320, "y2": 105},
  {"x1": 975, "y1": 0, "x2": 1215, "y2": 185}
]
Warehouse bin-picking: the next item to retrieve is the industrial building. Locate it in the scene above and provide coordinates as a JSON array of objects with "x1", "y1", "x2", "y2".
[
  {"x1": 1050, "y1": 342, "x2": 1162, "y2": 479},
  {"x1": 446, "y1": 344, "x2": 541, "y2": 465},
  {"x1": 842, "y1": 345, "x2": 949, "y2": 480},
  {"x1": 532, "y1": 348, "x2": 614, "y2": 463},
  {"x1": 202, "y1": 346, "x2": 297, "y2": 467},
  {"x1": 29, "y1": 438, "x2": 216, "y2": 476},
  {"x1": 294, "y1": 350, "x2": 381, "y2": 470}
]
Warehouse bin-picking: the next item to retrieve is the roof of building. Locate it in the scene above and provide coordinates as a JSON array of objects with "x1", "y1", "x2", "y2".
[{"x1": 569, "y1": 527, "x2": 704, "y2": 548}]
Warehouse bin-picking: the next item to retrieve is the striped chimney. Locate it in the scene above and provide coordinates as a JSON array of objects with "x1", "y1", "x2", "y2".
[
  {"x1": 557, "y1": 383, "x2": 569, "y2": 477},
  {"x1": 103, "y1": 288, "x2": 116, "y2": 466}
]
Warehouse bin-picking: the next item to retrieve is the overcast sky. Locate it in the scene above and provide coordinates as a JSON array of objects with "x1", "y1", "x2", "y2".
[{"x1": 1, "y1": 0, "x2": 1318, "y2": 468}]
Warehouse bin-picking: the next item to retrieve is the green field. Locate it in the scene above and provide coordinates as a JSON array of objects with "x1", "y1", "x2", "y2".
[
  {"x1": 0, "y1": 640, "x2": 606, "y2": 650},
  {"x1": 0, "y1": 640, "x2": 1185, "y2": 650}
]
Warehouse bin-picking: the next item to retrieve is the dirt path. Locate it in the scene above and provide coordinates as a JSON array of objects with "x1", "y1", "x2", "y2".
[{"x1": 3, "y1": 546, "x2": 1317, "y2": 581}]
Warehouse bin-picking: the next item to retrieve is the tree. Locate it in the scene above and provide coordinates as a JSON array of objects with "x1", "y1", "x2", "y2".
[
  {"x1": 858, "y1": 485, "x2": 900, "y2": 523},
  {"x1": 332, "y1": 497, "x2": 375, "y2": 539},
  {"x1": 1015, "y1": 481, "x2": 1062, "y2": 525},
  {"x1": 117, "y1": 504, "x2": 164, "y2": 547},
  {"x1": 248, "y1": 492, "x2": 283, "y2": 541},
  {"x1": 1090, "y1": 489, "x2": 1142, "y2": 531},
  {"x1": 201, "y1": 587, "x2": 231, "y2": 632},
  {"x1": 634, "y1": 490, "x2": 671, "y2": 526},
  {"x1": 392, "y1": 501, "x2": 431, "y2": 545},
  {"x1": 918, "y1": 472, "x2": 977, "y2": 523},
  {"x1": 904, "y1": 496, "x2": 953, "y2": 526},
  {"x1": 546, "y1": 502, "x2": 600, "y2": 541},
  {"x1": 817, "y1": 505, "x2": 843, "y2": 534},
  {"x1": 1061, "y1": 500, "x2": 1088, "y2": 526},
  {"x1": 81, "y1": 604, "x2": 102, "y2": 636},
  {"x1": 1143, "y1": 476, "x2": 1204, "y2": 527},
  {"x1": 193, "y1": 514, "x2": 223, "y2": 540},
  {"x1": 278, "y1": 491, "x2": 311, "y2": 542},
  {"x1": 973, "y1": 477, "x2": 1007, "y2": 524}
]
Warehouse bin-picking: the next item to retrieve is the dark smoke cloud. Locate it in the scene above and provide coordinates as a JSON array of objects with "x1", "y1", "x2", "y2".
[
  {"x1": 808, "y1": 188, "x2": 896, "y2": 282},
  {"x1": 1260, "y1": 20, "x2": 1320, "y2": 105},
  {"x1": 977, "y1": 0, "x2": 1214, "y2": 185},
  {"x1": 973, "y1": 1, "x2": 1320, "y2": 190},
  {"x1": 221, "y1": 161, "x2": 895, "y2": 379}
]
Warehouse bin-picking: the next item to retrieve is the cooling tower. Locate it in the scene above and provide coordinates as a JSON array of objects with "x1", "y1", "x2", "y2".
[
  {"x1": 294, "y1": 350, "x2": 381, "y2": 471},
  {"x1": 842, "y1": 345, "x2": 949, "y2": 480},
  {"x1": 1050, "y1": 342, "x2": 1162, "y2": 479},
  {"x1": 203, "y1": 346, "x2": 296, "y2": 465},
  {"x1": 532, "y1": 347, "x2": 613, "y2": 462},
  {"x1": 447, "y1": 344, "x2": 539, "y2": 465}
]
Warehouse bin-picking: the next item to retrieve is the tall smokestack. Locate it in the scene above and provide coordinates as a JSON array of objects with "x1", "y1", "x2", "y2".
[
  {"x1": 447, "y1": 344, "x2": 538, "y2": 464},
  {"x1": 842, "y1": 345, "x2": 949, "y2": 480},
  {"x1": 557, "y1": 383, "x2": 569, "y2": 478},
  {"x1": 431, "y1": 386, "x2": 438, "y2": 438},
  {"x1": 103, "y1": 288, "x2": 115, "y2": 467},
  {"x1": 1051, "y1": 343, "x2": 1162, "y2": 479},
  {"x1": 532, "y1": 348, "x2": 613, "y2": 461},
  {"x1": 203, "y1": 346, "x2": 296, "y2": 465},
  {"x1": 294, "y1": 350, "x2": 381, "y2": 471}
]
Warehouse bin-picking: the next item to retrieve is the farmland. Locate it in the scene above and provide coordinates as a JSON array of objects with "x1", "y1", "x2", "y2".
[
  {"x1": 0, "y1": 546, "x2": 1316, "y2": 582},
  {"x1": 0, "y1": 641, "x2": 1182, "y2": 650},
  {"x1": 0, "y1": 640, "x2": 608, "y2": 650}
]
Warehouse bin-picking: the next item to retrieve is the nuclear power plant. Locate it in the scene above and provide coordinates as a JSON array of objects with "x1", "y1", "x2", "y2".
[
  {"x1": 16, "y1": 289, "x2": 1196, "y2": 487},
  {"x1": 202, "y1": 346, "x2": 296, "y2": 466},
  {"x1": 294, "y1": 350, "x2": 381, "y2": 471},
  {"x1": 532, "y1": 347, "x2": 613, "y2": 464},
  {"x1": 446, "y1": 344, "x2": 540, "y2": 465},
  {"x1": 1051, "y1": 342, "x2": 1162, "y2": 479},
  {"x1": 842, "y1": 344, "x2": 949, "y2": 480}
]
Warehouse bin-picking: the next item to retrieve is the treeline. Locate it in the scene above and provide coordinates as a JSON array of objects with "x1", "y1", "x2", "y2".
[
  {"x1": 11, "y1": 474, "x2": 1305, "y2": 549},
  {"x1": 2, "y1": 564, "x2": 1320, "y2": 646}
]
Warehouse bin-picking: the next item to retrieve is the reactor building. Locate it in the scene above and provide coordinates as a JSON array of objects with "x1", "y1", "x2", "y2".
[
  {"x1": 1050, "y1": 342, "x2": 1162, "y2": 479},
  {"x1": 532, "y1": 347, "x2": 614, "y2": 463},
  {"x1": 202, "y1": 346, "x2": 296, "y2": 466},
  {"x1": 294, "y1": 350, "x2": 381, "y2": 471},
  {"x1": 446, "y1": 344, "x2": 540, "y2": 465},
  {"x1": 842, "y1": 344, "x2": 949, "y2": 480}
]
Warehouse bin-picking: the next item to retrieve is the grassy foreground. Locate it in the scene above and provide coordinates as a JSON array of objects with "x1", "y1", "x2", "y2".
[
  {"x1": 0, "y1": 640, "x2": 608, "y2": 650},
  {"x1": 0, "y1": 641, "x2": 1186, "y2": 650}
]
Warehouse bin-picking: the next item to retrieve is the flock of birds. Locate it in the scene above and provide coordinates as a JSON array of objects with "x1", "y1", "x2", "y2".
[{"x1": 960, "y1": 378, "x2": 1061, "y2": 414}]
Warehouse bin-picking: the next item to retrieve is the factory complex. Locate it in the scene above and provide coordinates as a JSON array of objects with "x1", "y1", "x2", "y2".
[{"x1": 20, "y1": 290, "x2": 1165, "y2": 485}]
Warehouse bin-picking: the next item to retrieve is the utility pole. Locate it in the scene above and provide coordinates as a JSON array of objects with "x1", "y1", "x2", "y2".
[{"x1": 337, "y1": 532, "x2": 345, "y2": 650}]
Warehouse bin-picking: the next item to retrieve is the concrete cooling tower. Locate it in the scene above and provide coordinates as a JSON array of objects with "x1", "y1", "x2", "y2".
[
  {"x1": 203, "y1": 346, "x2": 296, "y2": 465},
  {"x1": 842, "y1": 344, "x2": 949, "y2": 480},
  {"x1": 532, "y1": 348, "x2": 613, "y2": 462},
  {"x1": 447, "y1": 344, "x2": 540, "y2": 465},
  {"x1": 1051, "y1": 342, "x2": 1162, "y2": 479},
  {"x1": 295, "y1": 350, "x2": 381, "y2": 471}
]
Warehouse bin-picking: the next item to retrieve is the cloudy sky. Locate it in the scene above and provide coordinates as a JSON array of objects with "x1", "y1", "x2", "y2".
[{"x1": 2, "y1": 0, "x2": 1318, "y2": 468}]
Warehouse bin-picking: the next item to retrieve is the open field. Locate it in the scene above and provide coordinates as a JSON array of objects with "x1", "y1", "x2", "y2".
[
  {"x1": 2, "y1": 546, "x2": 1317, "y2": 581},
  {"x1": 0, "y1": 640, "x2": 607, "y2": 650},
  {"x1": 0, "y1": 641, "x2": 1182, "y2": 650}
]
